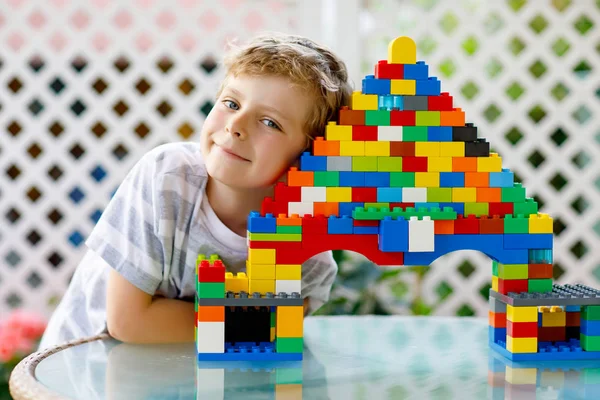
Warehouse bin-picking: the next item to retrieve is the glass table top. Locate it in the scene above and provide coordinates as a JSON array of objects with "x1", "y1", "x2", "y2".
[{"x1": 34, "y1": 316, "x2": 600, "y2": 399}]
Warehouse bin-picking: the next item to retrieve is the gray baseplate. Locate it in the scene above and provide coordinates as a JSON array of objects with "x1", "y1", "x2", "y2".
[
  {"x1": 197, "y1": 291, "x2": 304, "y2": 306},
  {"x1": 490, "y1": 284, "x2": 600, "y2": 306}
]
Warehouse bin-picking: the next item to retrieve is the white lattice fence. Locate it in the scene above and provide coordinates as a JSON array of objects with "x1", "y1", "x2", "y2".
[
  {"x1": 0, "y1": 0, "x2": 323, "y2": 317},
  {"x1": 356, "y1": 0, "x2": 600, "y2": 316}
]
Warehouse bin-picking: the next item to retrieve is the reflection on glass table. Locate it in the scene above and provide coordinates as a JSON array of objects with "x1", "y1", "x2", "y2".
[{"x1": 32, "y1": 316, "x2": 600, "y2": 399}]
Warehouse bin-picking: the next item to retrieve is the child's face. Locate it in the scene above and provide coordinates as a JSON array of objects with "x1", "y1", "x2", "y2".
[{"x1": 200, "y1": 74, "x2": 311, "y2": 189}]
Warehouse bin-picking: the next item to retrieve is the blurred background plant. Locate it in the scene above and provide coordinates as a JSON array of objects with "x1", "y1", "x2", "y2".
[
  {"x1": 315, "y1": 250, "x2": 437, "y2": 316},
  {"x1": 0, "y1": 310, "x2": 47, "y2": 400}
]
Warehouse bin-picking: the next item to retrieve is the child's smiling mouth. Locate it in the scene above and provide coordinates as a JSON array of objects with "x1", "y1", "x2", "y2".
[{"x1": 215, "y1": 143, "x2": 251, "y2": 162}]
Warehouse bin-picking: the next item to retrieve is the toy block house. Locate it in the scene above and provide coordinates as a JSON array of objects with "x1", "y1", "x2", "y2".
[{"x1": 196, "y1": 36, "x2": 600, "y2": 362}]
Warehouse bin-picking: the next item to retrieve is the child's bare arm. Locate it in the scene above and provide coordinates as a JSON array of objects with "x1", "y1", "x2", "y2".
[{"x1": 106, "y1": 269, "x2": 195, "y2": 343}]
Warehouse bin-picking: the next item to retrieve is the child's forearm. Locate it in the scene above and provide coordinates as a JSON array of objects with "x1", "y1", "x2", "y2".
[{"x1": 118, "y1": 296, "x2": 195, "y2": 344}]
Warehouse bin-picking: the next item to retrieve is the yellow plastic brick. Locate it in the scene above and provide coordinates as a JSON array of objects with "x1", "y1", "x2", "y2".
[
  {"x1": 249, "y1": 279, "x2": 275, "y2": 294},
  {"x1": 326, "y1": 187, "x2": 352, "y2": 202},
  {"x1": 427, "y1": 157, "x2": 453, "y2": 172},
  {"x1": 325, "y1": 122, "x2": 352, "y2": 141},
  {"x1": 452, "y1": 187, "x2": 477, "y2": 202},
  {"x1": 275, "y1": 264, "x2": 302, "y2": 280},
  {"x1": 492, "y1": 276, "x2": 499, "y2": 292},
  {"x1": 415, "y1": 172, "x2": 440, "y2": 187},
  {"x1": 225, "y1": 272, "x2": 249, "y2": 293},
  {"x1": 507, "y1": 305, "x2": 538, "y2": 322},
  {"x1": 415, "y1": 142, "x2": 440, "y2": 157},
  {"x1": 390, "y1": 80, "x2": 416, "y2": 95},
  {"x1": 340, "y1": 140, "x2": 365, "y2": 156},
  {"x1": 365, "y1": 141, "x2": 390, "y2": 156},
  {"x1": 388, "y1": 36, "x2": 416, "y2": 64},
  {"x1": 529, "y1": 213, "x2": 553, "y2": 234},
  {"x1": 477, "y1": 153, "x2": 503, "y2": 172},
  {"x1": 276, "y1": 306, "x2": 304, "y2": 337},
  {"x1": 351, "y1": 91, "x2": 378, "y2": 111},
  {"x1": 541, "y1": 308, "x2": 566, "y2": 327},
  {"x1": 247, "y1": 263, "x2": 275, "y2": 280},
  {"x1": 507, "y1": 336, "x2": 537, "y2": 353},
  {"x1": 248, "y1": 248, "x2": 276, "y2": 265},
  {"x1": 440, "y1": 142, "x2": 465, "y2": 157}
]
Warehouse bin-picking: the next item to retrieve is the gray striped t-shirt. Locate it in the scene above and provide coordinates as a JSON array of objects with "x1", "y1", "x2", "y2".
[{"x1": 38, "y1": 142, "x2": 337, "y2": 350}]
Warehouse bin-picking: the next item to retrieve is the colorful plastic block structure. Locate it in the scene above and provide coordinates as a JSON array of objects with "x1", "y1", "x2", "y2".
[{"x1": 196, "y1": 35, "x2": 600, "y2": 362}]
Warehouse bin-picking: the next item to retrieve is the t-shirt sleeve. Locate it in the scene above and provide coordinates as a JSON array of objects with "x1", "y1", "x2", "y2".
[
  {"x1": 85, "y1": 148, "x2": 168, "y2": 295},
  {"x1": 301, "y1": 251, "x2": 338, "y2": 314}
]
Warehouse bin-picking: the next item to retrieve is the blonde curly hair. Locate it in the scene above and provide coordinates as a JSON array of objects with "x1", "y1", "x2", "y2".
[{"x1": 218, "y1": 32, "x2": 353, "y2": 139}]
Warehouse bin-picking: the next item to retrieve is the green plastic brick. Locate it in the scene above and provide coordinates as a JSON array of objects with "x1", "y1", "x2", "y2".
[
  {"x1": 464, "y1": 202, "x2": 489, "y2": 217},
  {"x1": 583, "y1": 306, "x2": 600, "y2": 321},
  {"x1": 352, "y1": 206, "x2": 457, "y2": 221},
  {"x1": 527, "y1": 278, "x2": 553, "y2": 293},
  {"x1": 492, "y1": 261, "x2": 498, "y2": 277},
  {"x1": 198, "y1": 282, "x2": 225, "y2": 299},
  {"x1": 497, "y1": 264, "x2": 528, "y2": 279},
  {"x1": 364, "y1": 203, "x2": 389, "y2": 210},
  {"x1": 276, "y1": 225, "x2": 302, "y2": 234},
  {"x1": 513, "y1": 198, "x2": 539, "y2": 216},
  {"x1": 275, "y1": 368, "x2": 303, "y2": 385},
  {"x1": 378, "y1": 157, "x2": 403, "y2": 172},
  {"x1": 352, "y1": 156, "x2": 378, "y2": 172},
  {"x1": 402, "y1": 126, "x2": 428, "y2": 142},
  {"x1": 427, "y1": 188, "x2": 452, "y2": 202},
  {"x1": 501, "y1": 183, "x2": 526, "y2": 202},
  {"x1": 276, "y1": 337, "x2": 304, "y2": 353},
  {"x1": 248, "y1": 233, "x2": 301, "y2": 242},
  {"x1": 390, "y1": 172, "x2": 415, "y2": 187},
  {"x1": 504, "y1": 214, "x2": 529, "y2": 233},
  {"x1": 314, "y1": 171, "x2": 339, "y2": 187},
  {"x1": 581, "y1": 334, "x2": 600, "y2": 351},
  {"x1": 365, "y1": 110, "x2": 390, "y2": 126},
  {"x1": 270, "y1": 310, "x2": 276, "y2": 327},
  {"x1": 415, "y1": 111, "x2": 440, "y2": 126}
]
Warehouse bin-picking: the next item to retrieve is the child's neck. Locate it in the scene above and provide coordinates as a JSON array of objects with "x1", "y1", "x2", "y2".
[{"x1": 205, "y1": 177, "x2": 273, "y2": 237}]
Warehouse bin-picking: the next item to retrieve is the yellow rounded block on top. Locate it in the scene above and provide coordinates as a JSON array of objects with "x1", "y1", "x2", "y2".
[{"x1": 388, "y1": 36, "x2": 417, "y2": 64}]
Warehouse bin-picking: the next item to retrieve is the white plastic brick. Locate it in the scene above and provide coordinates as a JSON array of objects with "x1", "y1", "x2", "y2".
[
  {"x1": 197, "y1": 322, "x2": 225, "y2": 353},
  {"x1": 276, "y1": 279, "x2": 302, "y2": 294},
  {"x1": 408, "y1": 216, "x2": 434, "y2": 252},
  {"x1": 288, "y1": 202, "x2": 314, "y2": 216},
  {"x1": 301, "y1": 187, "x2": 327, "y2": 202},
  {"x1": 377, "y1": 126, "x2": 403, "y2": 141},
  {"x1": 402, "y1": 187, "x2": 427, "y2": 202}
]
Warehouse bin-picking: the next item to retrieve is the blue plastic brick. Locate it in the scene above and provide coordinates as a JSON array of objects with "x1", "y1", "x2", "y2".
[
  {"x1": 490, "y1": 339, "x2": 600, "y2": 362},
  {"x1": 362, "y1": 75, "x2": 391, "y2": 95},
  {"x1": 404, "y1": 234, "x2": 528, "y2": 265},
  {"x1": 428, "y1": 126, "x2": 452, "y2": 142},
  {"x1": 365, "y1": 172, "x2": 390, "y2": 187},
  {"x1": 300, "y1": 152, "x2": 327, "y2": 171},
  {"x1": 354, "y1": 226, "x2": 379, "y2": 234},
  {"x1": 247, "y1": 212, "x2": 277, "y2": 233},
  {"x1": 566, "y1": 305, "x2": 582, "y2": 312},
  {"x1": 393, "y1": 96, "x2": 404, "y2": 110},
  {"x1": 339, "y1": 202, "x2": 364, "y2": 217},
  {"x1": 439, "y1": 172, "x2": 464, "y2": 187},
  {"x1": 529, "y1": 249, "x2": 553, "y2": 264},
  {"x1": 504, "y1": 234, "x2": 553, "y2": 250},
  {"x1": 415, "y1": 77, "x2": 441, "y2": 96},
  {"x1": 439, "y1": 202, "x2": 464, "y2": 215},
  {"x1": 379, "y1": 216, "x2": 408, "y2": 252},
  {"x1": 581, "y1": 319, "x2": 600, "y2": 336},
  {"x1": 403, "y1": 61, "x2": 428, "y2": 80},
  {"x1": 198, "y1": 342, "x2": 301, "y2": 361},
  {"x1": 379, "y1": 95, "x2": 394, "y2": 111},
  {"x1": 489, "y1": 169, "x2": 514, "y2": 188},
  {"x1": 489, "y1": 326, "x2": 507, "y2": 345},
  {"x1": 339, "y1": 172, "x2": 365, "y2": 187},
  {"x1": 377, "y1": 187, "x2": 402, "y2": 202},
  {"x1": 327, "y1": 215, "x2": 354, "y2": 234}
]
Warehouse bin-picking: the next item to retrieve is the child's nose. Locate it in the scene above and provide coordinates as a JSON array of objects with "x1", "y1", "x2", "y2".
[{"x1": 225, "y1": 115, "x2": 248, "y2": 140}]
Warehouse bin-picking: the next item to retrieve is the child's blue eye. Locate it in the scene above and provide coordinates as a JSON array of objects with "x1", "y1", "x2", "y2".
[
  {"x1": 261, "y1": 119, "x2": 281, "y2": 130},
  {"x1": 223, "y1": 100, "x2": 239, "y2": 110}
]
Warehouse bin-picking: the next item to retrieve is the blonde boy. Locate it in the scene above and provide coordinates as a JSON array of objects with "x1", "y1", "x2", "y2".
[{"x1": 39, "y1": 33, "x2": 353, "y2": 348}]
